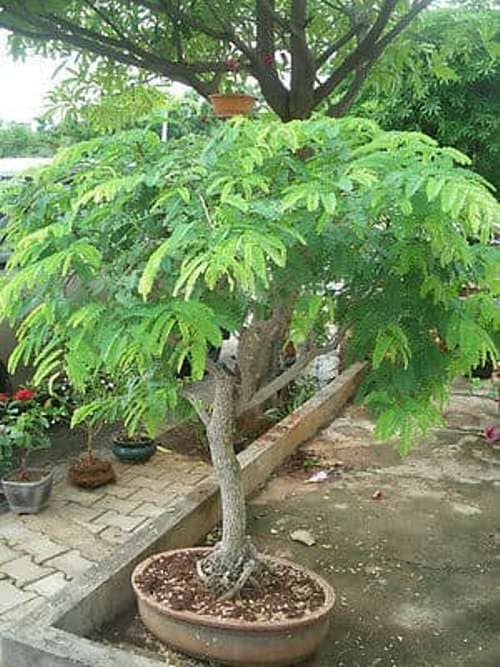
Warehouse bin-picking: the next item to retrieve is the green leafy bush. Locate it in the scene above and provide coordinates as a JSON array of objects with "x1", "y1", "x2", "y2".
[
  {"x1": 0, "y1": 116, "x2": 497, "y2": 453},
  {"x1": 357, "y1": 9, "x2": 500, "y2": 190}
]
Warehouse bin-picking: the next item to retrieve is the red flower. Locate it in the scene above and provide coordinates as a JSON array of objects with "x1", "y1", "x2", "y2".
[
  {"x1": 262, "y1": 52, "x2": 275, "y2": 67},
  {"x1": 227, "y1": 58, "x2": 238, "y2": 71},
  {"x1": 13, "y1": 388, "x2": 36, "y2": 401},
  {"x1": 0, "y1": 393, "x2": 10, "y2": 402}
]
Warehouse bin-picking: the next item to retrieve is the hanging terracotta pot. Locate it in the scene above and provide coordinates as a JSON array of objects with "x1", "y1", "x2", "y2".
[{"x1": 209, "y1": 93, "x2": 257, "y2": 118}]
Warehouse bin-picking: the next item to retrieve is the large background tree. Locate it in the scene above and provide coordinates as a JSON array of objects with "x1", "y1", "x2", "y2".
[
  {"x1": 0, "y1": 0, "x2": 436, "y2": 121},
  {"x1": 355, "y1": 7, "x2": 500, "y2": 189}
]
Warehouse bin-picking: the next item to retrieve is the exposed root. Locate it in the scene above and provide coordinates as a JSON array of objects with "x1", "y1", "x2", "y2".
[{"x1": 196, "y1": 540, "x2": 262, "y2": 601}]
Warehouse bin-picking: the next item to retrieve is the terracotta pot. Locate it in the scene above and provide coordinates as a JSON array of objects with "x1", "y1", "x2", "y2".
[
  {"x1": 132, "y1": 547, "x2": 335, "y2": 666},
  {"x1": 209, "y1": 93, "x2": 257, "y2": 118}
]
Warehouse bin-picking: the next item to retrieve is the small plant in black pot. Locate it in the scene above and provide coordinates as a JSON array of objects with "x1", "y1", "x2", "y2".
[
  {"x1": 112, "y1": 431, "x2": 157, "y2": 463},
  {"x1": 0, "y1": 388, "x2": 53, "y2": 514}
]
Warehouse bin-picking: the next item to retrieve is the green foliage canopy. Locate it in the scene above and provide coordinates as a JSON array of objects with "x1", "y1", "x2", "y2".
[
  {"x1": 0, "y1": 117, "x2": 497, "y2": 451},
  {"x1": 356, "y1": 8, "x2": 500, "y2": 189}
]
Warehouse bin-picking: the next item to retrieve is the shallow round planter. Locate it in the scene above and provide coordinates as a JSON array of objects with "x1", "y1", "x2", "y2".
[
  {"x1": 132, "y1": 547, "x2": 335, "y2": 666},
  {"x1": 1, "y1": 468, "x2": 53, "y2": 514},
  {"x1": 209, "y1": 93, "x2": 257, "y2": 118},
  {"x1": 112, "y1": 436, "x2": 156, "y2": 463}
]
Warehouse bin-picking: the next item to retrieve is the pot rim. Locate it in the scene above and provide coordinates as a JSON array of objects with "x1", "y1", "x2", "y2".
[
  {"x1": 1, "y1": 468, "x2": 53, "y2": 486},
  {"x1": 113, "y1": 437, "x2": 155, "y2": 447},
  {"x1": 132, "y1": 547, "x2": 335, "y2": 633},
  {"x1": 209, "y1": 93, "x2": 258, "y2": 101}
]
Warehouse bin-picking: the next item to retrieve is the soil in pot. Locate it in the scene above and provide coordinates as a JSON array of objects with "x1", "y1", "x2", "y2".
[
  {"x1": 6, "y1": 469, "x2": 47, "y2": 482},
  {"x1": 135, "y1": 549, "x2": 325, "y2": 621},
  {"x1": 68, "y1": 455, "x2": 116, "y2": 488}
]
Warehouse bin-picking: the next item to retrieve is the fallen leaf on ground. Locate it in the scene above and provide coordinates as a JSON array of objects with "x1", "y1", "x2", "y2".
[
  {"x1": 484, "y1": 425, "x2": 500, "y2": 444},
  {"x1": 306, "y1": 470, "x2": 329, "y2": 484},
  {"x1": 290, "y1": 529, "x2": 316, "y2": 546}
]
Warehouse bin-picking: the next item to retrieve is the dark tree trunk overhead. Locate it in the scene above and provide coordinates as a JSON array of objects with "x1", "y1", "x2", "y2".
[{"x1": 0, "y1": 0, "x2": 435, "y2": 121}]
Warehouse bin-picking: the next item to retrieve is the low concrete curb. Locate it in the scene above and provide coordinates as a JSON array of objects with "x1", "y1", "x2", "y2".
[{"x1": 0, "y1": 362, "x2": 366, "y2": 667}]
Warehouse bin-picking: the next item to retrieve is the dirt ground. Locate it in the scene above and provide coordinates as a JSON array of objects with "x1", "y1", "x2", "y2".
[{"x1": 99, "y1": 379, "x2": 500, "y2": 667}]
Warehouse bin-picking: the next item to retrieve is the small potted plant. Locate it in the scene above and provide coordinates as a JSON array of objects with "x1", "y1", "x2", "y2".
[
  {"x1": 112, "y1": 430, "x2": 156, "y2": 463},
  {"x1": 209, "y1": 58, "x2": 257, "y2": 118},
  {"x1": 68, "y1": 378, "x2": 116, "y2": 488},
  {"x1": 0, "y1": 388, "x2": 53, "y2": 514}
]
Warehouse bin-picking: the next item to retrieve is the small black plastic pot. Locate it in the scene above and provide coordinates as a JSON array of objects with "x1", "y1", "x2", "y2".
[{"x1": 112, "y1": 435, "x2": 156, "y2": 463}]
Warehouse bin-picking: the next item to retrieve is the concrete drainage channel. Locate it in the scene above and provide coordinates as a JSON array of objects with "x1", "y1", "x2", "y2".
[{"x1": 0, "y1": 363, "x2": 366, "y2": 667}]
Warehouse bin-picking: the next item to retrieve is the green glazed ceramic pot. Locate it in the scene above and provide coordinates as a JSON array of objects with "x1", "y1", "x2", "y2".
[{"x1": 112, "y1": 436, "x2": 156, "y2": 463}]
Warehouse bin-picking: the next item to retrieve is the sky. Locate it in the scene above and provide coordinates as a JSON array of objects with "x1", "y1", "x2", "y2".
[{"x1": 0, "y1": 30, "x2": 64, "y2": 124}]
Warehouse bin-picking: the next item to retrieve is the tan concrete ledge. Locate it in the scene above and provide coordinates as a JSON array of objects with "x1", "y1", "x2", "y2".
[{"x1": 0, "y1": 362, "x2": 366, "y2": 667}]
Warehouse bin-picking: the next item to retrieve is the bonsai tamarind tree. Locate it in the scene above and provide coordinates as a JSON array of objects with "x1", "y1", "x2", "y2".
[{"x1": 0, "y1": 117, "x2": 497, "y2": 596}]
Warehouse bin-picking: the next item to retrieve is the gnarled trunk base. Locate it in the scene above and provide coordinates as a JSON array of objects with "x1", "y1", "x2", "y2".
[{"x1": 197, "y1": 538, "x2": 260, "y2": 601}]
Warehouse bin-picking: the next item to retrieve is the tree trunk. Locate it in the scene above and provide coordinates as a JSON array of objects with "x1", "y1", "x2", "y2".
[
  {"x1": 197, "y1": 365, "x2": 258, "y2": 599},
  {"x1": 238, "y1": 303, "x2": 292, "y2": 404}
]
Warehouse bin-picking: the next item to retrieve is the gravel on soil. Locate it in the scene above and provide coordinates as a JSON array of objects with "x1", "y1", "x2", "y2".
[{"x1": 135, "y1": 549, "x2": 326, "y2": 622}]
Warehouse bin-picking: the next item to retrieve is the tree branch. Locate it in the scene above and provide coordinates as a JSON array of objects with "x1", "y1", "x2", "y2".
[
  {"x1": 237, "y1": 332, "x2": 343, "y2": 416},
  {"x1": 374, "y1": 0, "x2": 434, "y2": 54},
  {"x1": 290, "y1": 0, "x2": 315, "y2": 119},
  {"x1": 2, "y1": 5, "x2": 221, "y2": 96},
  {"x1": 326, "y1": 65, "x2": 370, "y2": 117},
  {"x1": 254, "y1": 0, "x2": 290, "y2": 120},
  {"x1": 313, "y1": 0, "x2": 435, "y2": 108},
  {"x1": 182, "y1": 387, "x2": 211, "y2": 427},
  {"x1": 315, "y1": 24, "x2": 358, "y2": 69},
  {"x1": 83, "y1": 0, "x2": 130, "y2": 43},
  {"x1": 258, "y1": 0, "x2": 290, "y2": 32},
  {"x1": 313, "y1": 0, "x2": 398, "y2": 105}
]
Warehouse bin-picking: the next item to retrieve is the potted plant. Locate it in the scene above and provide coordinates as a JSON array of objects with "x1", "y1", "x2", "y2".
[
  {"x1": 209, "y1": 58, "x2": 257, "y2": 118},
  {"x1": 0, "y1": 388, "x2": 53, "y2": 514},
  {"x1": 112, "y1": 431, "x2": 156, "y2": 463},
  {"x1": 68, "y1": 380, "x2": 116, "y2": 488},
  {"x1": 1, "y1": 117, "x2": 497, "y2": 665}
]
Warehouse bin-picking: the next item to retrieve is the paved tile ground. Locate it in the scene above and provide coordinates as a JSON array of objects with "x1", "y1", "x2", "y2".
[{"x1": 0, "y1": 443, "x2": 211, "y2": 630}]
